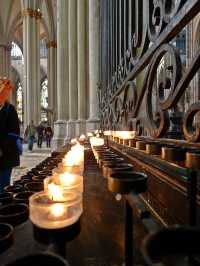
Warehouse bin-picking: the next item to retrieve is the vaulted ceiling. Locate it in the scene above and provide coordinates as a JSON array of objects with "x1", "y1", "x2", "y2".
[{"x1": 0, "y1": 0, "x2": 56, "y2": 50}]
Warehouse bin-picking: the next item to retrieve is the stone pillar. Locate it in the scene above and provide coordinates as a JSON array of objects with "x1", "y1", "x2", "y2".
[
  {"x1": 0, "y1": 44, "x2": 12, "y2": 78},
  {"x1": 76, "y1": 0, "x2": 87, "y2": 136},
  {"x1": 87, "y1": 0, "x2": 100, "y2": 131},
  {"x1": 47, "y1": 40, "x2": 57, "y2": 126},
  {"x1": 67, "y1": 0, "x2": 78, "y2": 138},
  {"x1": 21, "y1": 2, "x2": 41, "y2": 127},
  {"x1": 52, "y1": 0, "x2": 69, "y2": 148}
]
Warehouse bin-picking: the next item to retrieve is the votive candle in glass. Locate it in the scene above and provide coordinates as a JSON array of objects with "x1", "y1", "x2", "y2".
[{"x1": 29, "y1": 190, "x2": 82, "y2": 229}]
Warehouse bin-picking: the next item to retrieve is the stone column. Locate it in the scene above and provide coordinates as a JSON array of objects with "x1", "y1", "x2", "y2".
[
  {"x1": 52, "y1": 0, "x2": 69, "y2": 148},
  {"x1": 47, "y1": 40, "x2": 57, "y2": 126},
  {"x1": 76, "y1": 0, "x2": 87, "y2": 136},
  {"x1": 0, "y1": 44, "x2": 11, "y2": 78},
  {"x1": 21, "y1": 1, "x2": 41, "y2": 127},
  {"x1": 87, "y1": 0, "x2": 100, "y2": 131},
  {"x1": 67, "y1": 0, "x2": 78, "y2": 138}
]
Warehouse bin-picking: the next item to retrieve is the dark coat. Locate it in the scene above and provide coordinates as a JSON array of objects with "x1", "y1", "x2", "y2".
[{"x1": 0, "y1": 102, "x2": 20, "y2": 170}]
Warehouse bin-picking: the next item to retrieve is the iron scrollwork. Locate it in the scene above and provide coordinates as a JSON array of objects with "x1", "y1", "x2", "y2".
[
  {"x1": 100, "y1": 0, "x2": 200, "y2": 142},
  {"x1": 146, "y1": 44, "x2": 182, "y2": 137}
]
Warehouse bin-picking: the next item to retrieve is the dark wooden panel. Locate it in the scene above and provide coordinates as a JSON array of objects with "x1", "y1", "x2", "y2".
[{"x1": 110, "y1": 142, "x2": 200, "y2": 226}]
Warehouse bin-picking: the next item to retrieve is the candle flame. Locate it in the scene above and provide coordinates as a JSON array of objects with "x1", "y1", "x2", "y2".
[
  {"x1": 87, "y1": 132, "x2": 93, "y2": 137},
  {"x1": 51, "y1": 204, "x2": 65, "y2": 217},
  {"x1": 59, "y1": 172, "x2": 76, "y2": 187},
  {"x1": 104, "y1": 130, "x2": 112, "y2": 136},
  {"x1": 48, "y1": 183, "x2": 64, "y2": 201},
  {"x1": 63, "y1": 144, "x2": 84, "y2": 167},
  {"x1": 89, "y1": 137, "x2": 104, "y2": 147},
  {"x1": 79, "y1": 134, "x2": 86, "y2": 141},
  {"x1": 116, "y1": 131, "x2": 136, "y2": 139},
  {"x1": 70, "y1": 138, "x2": 77, "y2": 145}
]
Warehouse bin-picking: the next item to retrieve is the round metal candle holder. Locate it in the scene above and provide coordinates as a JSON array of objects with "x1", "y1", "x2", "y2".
[
  {"x1": 32, "y1": 175, "x2": 47, "y2": 182},
  {"x1": 0, "y1": 223, "x2": 14, "y2": 254},
  {"x1": 21, "y1": 174, "x2": 32, "y2": 180},
  {"x1": 99, "y1": 155, "x2": 120, "y2": 168},
  {"x1": 20, "y1": 178, "x2": 33, "y2": 186},
  {"x1": 122, "y1": 139, "x2": 129, "y2": 146},
  {"x1": 38, "y1": 170, "x2": 52, "y2": 176},
  {"x1": 6, "y1": 253, "x2": 69, "y2": 266},
  {"x1": 146, "y1": 143, "x2": 161, "y2": 155},
  {"x1": 119, "y1": 139, "x2": 123, "y2": 145},
  {"x1": 136, "y1": 140, "x2": 147, "y2": 150},
  {"x1": 24, "y1": 182, "x2": 44, "y2": 192},
  {"x1": 108, "y1": 171, "x2": 148, "y2": 194},
  {"x1": 0, "y1": 203, "x2": 29, "y2": 226},
  {"x1": 128, "y1": 139, "x2": 137, "y2": 148},
  {"x1": 26, "y1": 172, "x2": 35, "y2": 178},
  {"x1": 33, "y1": 219, "x2": 81, "y2": 245},
  {"x1": 102, "y1": 158, "x2": 125, "y2": 178},
  {"x1": 0, "y1": 192, "x2": 13, "y2": 205},
  {"x1": 96, "y1": 150, "x2": 114, "y2": 160},
  {"x1": 113, "y1": 137, "x2": 119, "y2": 143},
  {"x1": 104, "y1": 163, "x2": 133, "y2": 179},
  {"x1": 161, "y1": 146, "x2": 186, "y2": 162},
  {"x1": 4, "y1": 185, "x2": 24, "y2": 194},
  {"x1": 93, "y1": 146, "x2": 107, "y2": 152},
  {"x1": 95, "y1": 149, "x2": 110, "y2": 162},
  {"x1": 29, "y1": 168, "x2": 39, "y2": 175},
  {"x1": 13, "y1": 180, "x2": 23, "y2": 186},
  {"x1": 13, "y1": 191, "x2": 34, "y2": 204},
  {"x1": 141, "y1": 227, "x2": 200, "y2": 266},
  {"x1": 93, "y1": 147, "x2": 109, "y2": 158},
  {"x1": 33, "y1": 172, "x2": 46, "y2": 177},
  {"x1": 186, "y1": 151, "x2": 200, "y2": 169}
]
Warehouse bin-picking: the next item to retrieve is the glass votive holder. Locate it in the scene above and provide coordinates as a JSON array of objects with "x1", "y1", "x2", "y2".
[
  {"x1": 29, "y1": 191, "x2": 83, "y2": 230},
  {"x1": 54, "y1": 163, "x2": 84, "y2": 176},
  {"x1": 44, "y1": 173, "x2": 83, "y2": 194}
]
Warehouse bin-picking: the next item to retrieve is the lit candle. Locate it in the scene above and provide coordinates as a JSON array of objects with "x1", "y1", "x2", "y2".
[
  {"x1": 51, "y1": 204, "x2": 65, "y2": 218},
  {"x1": 104, "y1": 130, "x2": 112, "y2": 136},
  {"x1": 70, "y1": 138, "x2": 77, "y2": 145},
  {"x1": 89, "y1": 137, "x2": 104, "y2": 147},
  {"x1": 48, "y1": 183, "x2": 64, "y2": 201},
  {"x1": 87, "y1": 132, "x2": 93, "y2": 137},
  {"x1": 63, "y1": 149, "x2": 84, "y2": 167},
  {"x1": 44, "y1": 172, "x2": 83, "y2": 193},
  {"x1": 29, "y1": 190, "x2": 83, "y2": 229},
  {"x1": 117, "y1": 131, "x2": 136, "y2": 140},
  {"x1": 79, "y1": 134, "x2": 86, "y2": 142},
  {"x1": 60, "y1": 172, "x2": 76, "y2": 186}
]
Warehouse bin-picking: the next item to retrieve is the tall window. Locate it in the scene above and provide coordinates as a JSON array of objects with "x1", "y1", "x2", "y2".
[
  {"x1": 11, "y1": 42, "x2": 23, "y2": 59},
  {"x1": 40, "y1": 39, "x2": 48, "y2": 58},
  {"x1": 16, "y1": 81, "x2": 23, "y2": 123},
  {"x1": 41, "y1": 78, "x2": 48, "y2": 121}
]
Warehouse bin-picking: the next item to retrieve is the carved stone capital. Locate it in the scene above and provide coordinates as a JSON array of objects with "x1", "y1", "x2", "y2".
[
  {"x1": 46, "y1": 41, "x2": 57, "y2": 49},
  {"x1": 22, "y1": 8, "x2": 42, "y2": 19}
]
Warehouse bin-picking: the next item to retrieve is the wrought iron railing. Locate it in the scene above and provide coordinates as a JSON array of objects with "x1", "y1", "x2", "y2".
[{"x1": 100, "y1": 0, "x2": 200, "y2": 142}]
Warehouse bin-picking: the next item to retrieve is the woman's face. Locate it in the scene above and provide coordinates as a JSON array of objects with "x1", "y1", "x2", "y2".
[{"x1": 0, "y1": 87, "x2": 12, "y2": 105}]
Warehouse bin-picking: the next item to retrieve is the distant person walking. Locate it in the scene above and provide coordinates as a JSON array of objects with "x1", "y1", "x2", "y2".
[
  {"x1": 0, "y1": 78, "x2": 21, "y2": 193},
  {"x1": 37, "y1": 123, "x2": 45, "y2": 148},
  {"x1": 25, "y1": 121, "x2": 36, "y2": 152},
  {"x1": 45, "y1": 126, "x2": 53, "y2": 148}
]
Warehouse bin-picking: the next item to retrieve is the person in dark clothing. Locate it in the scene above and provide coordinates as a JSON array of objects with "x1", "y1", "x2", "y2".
[
  {"x1": 37, "y1": 124, "x2": 44, "y2": 148},
  {"x1": 0, "y1": 79, "x2": 20, "y2": 193},
  {"x1": 24, "y1": 121, "x2": 36, "y2": 152},
  {"x1": 45, "y1": 126, "x2": 53, "y2": 148}
]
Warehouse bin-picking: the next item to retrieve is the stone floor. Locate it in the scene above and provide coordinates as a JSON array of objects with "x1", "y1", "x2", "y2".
[{"x1": 11, "y1": 144, "x2": 51, "y2": 183}]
